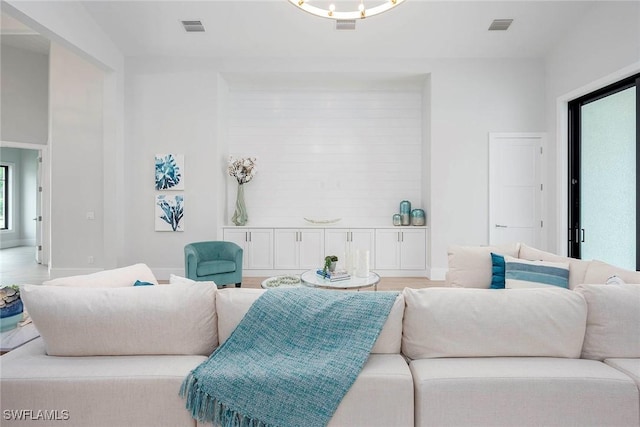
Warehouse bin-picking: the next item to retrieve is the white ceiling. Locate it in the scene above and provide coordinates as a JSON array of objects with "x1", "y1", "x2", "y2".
[{"x1": 75, "y1": 0, "x2": 598, "y2": 60}]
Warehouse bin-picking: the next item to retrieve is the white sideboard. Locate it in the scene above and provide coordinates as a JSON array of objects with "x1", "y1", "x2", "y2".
[
  {"x1": 223, "y1": 228, "x2": 274, "y2": 270},
  {"x1": 222, "y1": 226, "x2": 428, "y2": 277}
]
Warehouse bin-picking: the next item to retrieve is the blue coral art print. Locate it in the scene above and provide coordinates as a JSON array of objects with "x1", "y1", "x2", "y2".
[
  {"x1": 155, "y1": 194, "x2": 184, "y2": 232},
  {"x1": 155, "y1": 154, "x2": 184, "y2": 190}
]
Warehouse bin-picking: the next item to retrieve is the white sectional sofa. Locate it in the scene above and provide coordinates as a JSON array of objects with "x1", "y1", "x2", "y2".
[
  {"x1": 1, "y1": 258, "x2": 639, "y2": 427},
  {"x1": 0, "y1": 275, "x2": 413, "y2": 427}
]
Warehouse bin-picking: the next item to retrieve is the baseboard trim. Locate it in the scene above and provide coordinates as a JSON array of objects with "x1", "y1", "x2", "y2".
[{"x1": 0, "y1": 240, "x2": 35, "y2": 250}]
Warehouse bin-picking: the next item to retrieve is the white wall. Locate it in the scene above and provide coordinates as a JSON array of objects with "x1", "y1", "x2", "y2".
[
  {"x1": 545, "y1": 1, "x2": 640, "y2": 255},
  {"x1": 226, "y1": 88, "x2": 424, "y2": 226},
  {"x1": 429, "y1": 59, "x2": 546, "y2": 277},
  {"x1": 0, "y1": 44, "x2": 49, "y2": 144},
  {"x1": 124, "y1": 57, "x2": 221, "y2": 276},
  {"x1": 122, "y1": 58, "x2": 545, "y2": 279},
  {"x1": 48, "y1": 42, "x2": 105, "y2": 272},
  {"x1": 3, "y1": 0, "x2": 126, "y2": 273}
]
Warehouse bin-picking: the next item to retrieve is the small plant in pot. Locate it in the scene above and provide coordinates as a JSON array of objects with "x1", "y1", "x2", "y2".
[
  {"x1": 0, "y1": 285, "x2": 23, "y2": 332},
  {"x1": 323, "y1": 255, "x2": 338, "y2": 274}
]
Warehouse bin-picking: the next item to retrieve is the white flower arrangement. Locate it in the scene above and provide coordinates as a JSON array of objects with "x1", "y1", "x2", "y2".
[{"x1": 228, "y1": 156, "x2": 257, "y2": 185}]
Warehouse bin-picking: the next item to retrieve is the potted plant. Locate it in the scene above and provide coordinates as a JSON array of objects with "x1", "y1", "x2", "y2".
[
  {"x1": 0, "y1": 285, "x2": 23, "y2": 332},
  {"x1": 323, "y1": 255, "x2": 338, "y2": 274}
]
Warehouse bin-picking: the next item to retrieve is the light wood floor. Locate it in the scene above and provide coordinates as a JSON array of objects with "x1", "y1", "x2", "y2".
[
  {"x1": 238, "y1": 276, "x2": 445, "y2": 291},
  {"x1": 0, "y1": 246, "x2": 50, "y2": 285}
]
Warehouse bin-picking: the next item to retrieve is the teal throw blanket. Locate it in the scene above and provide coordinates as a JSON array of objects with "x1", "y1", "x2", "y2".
[{"x1": 180, "y1": 287, "x2": 398, "y2": 427}]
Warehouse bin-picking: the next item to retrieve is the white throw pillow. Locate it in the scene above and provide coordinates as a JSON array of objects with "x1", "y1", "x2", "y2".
[
  {"x1": 215, "y1": 288, "x2": 404, "y2": 354},
  {"x1": 504, "y1": 256, "x2": 570, "y2": 289},
  {"x1": 575, "y1": 283, "x2": 640, "y2": 360},
  {"x1": 42, "y1": 263, "x2": 158, "y2": 287},
  {"x1": 583, "y1": 260, "x2": 640, "y2": 285},
  {"x1": 169, "y1": 273, "x2": 216, "y2": 287},
  {"x1": 21, "y1": 282, "x2": 217, "y2": 356},
  {"x1": 446, "y1": 243, "x2": 520, "y2": 288},
  {"x1": 401, "y1": 287, "x2": 587, "y2": 359}
]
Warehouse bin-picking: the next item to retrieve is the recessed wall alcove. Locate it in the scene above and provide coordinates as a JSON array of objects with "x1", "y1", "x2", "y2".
[{"x1": 217, "y1": 72, "x2": 431, "y2": 228}]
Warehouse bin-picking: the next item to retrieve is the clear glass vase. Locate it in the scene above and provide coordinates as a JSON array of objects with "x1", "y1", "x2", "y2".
[{"x1": 231, "y1": 184, "x2": 248, "y2": 226}]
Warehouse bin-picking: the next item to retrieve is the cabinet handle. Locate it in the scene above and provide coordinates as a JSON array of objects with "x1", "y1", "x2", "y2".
[
  {"x1": 298, "y1": 231, "x2": 302, "y2": 242},
  {"x1": 401, "y1": 232, "x2": 404, "y2": 242},
  {"x1": 398, "y1": 232, "x2": 401, "y2": 242},
  {"x1": 248, "y1": 232, "x2": 252, "y2": 242}
]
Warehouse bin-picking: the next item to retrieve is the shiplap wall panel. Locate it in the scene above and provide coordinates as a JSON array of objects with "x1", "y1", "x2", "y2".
[{"x1": 227, "y1": 90, "x2": 423, "y2": 225}]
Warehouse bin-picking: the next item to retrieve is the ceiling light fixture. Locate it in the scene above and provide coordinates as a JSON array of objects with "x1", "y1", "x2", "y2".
[{"x1": 289, "y1": 0, "x2": 405, "y2": 20}]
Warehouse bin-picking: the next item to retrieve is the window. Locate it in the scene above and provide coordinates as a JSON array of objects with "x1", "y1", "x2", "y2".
[
  {"x1": 568, "y1": 73, "x2": 639, "y2": 269},
  {"x1": 0, "y1": 165, "x2": 7, "y2": 230}
]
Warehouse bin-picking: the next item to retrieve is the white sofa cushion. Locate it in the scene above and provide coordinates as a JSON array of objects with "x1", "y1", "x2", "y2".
[
  {"x1": 216, "y1": 288, "x2": 404, "y2": 354},
  {"x1": 1, "y1": 339, "x2": 205, "y2": 427},
  {"x1": 329, "y1": 354, "x2": 413, "y2": 427},
  {"x1": 504, "y1": 256, "x2": 570, "y2": 289},
  {"x1": 21, "y1": 282, "x2": 217, "y2": 356},
  {"x1": 402, "y1": 287, "x2": 587, "y2": 359},
  {"x1": 518, "y1": 243, "x2": 590, "y2": 289},
  {"x1": 605, "y1": 358, "x2": 640, "y2": 388},
  {"x1": 410, "y1": 357, "x2": 639, "y2": 427},
  {"x1": 42, "y1": 263, "x2": 158, "y2": 287},
  {"x1": 583, "y1": 259, "x2": 640, "y2": 284},
  {"x1": 574, "y1": 283, "x2": 640, "y2": 360},
  {"x1": 446, "y1": 243, "x2": 520, "y2": 288}
]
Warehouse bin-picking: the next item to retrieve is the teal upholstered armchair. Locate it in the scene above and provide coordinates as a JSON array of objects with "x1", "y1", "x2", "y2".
[{"x1": 184, "y1": 241, "x2": 243, "y2": 287}]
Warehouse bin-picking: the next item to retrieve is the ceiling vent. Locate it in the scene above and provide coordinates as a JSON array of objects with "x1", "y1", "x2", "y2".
[
  {"x1": 488, "y1": 19, "x2": 513, "y2": 31},
  {"x1": 181, "y1": 20, "x2": 205, "y2": 32},
  {"x1": 336, "y1": 20, "x2": 356, "y2": 31}
]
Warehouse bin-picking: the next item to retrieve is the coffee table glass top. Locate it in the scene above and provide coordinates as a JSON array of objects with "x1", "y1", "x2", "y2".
[{"x1": 300, "y1": 270, "x2": 380, "y2": 290}]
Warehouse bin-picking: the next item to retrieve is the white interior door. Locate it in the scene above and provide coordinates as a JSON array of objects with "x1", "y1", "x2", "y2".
[{"x1": 489, "y1": 133, "x2": 545, "y2": 248}]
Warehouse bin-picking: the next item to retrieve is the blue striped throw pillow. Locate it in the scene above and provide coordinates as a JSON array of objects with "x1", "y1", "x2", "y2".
[{"x1": 504, "y1": 256, "x2": 570, "y2": 289}]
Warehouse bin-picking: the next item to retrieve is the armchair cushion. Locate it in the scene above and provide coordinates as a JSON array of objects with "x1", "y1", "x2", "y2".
[{"x1": 197, "y1": 260, "x2": 236, "y2": 277}]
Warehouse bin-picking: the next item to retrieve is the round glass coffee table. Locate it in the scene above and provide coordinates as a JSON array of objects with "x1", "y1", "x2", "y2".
[{"x1": 300, "y1": 270, "x2": 380, "y2": 291}]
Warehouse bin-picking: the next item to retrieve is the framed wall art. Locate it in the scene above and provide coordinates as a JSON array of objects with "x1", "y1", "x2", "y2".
[{"x1": 155, "y1": 153, "x2": 184, "y2": 190}]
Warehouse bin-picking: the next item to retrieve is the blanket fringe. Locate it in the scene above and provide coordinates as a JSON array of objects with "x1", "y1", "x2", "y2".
[{"x1": 180, "y1": 373, "x2": 272, "y2": 427}]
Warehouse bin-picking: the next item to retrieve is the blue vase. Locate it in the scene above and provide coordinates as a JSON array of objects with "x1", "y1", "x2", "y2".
[
  {"x1": 399, "y1": 201, "x2": 411, "y2": 225},
  {"x1": 392, "y1": 214, "x2": 402, "y2": 226},
  {"x1": 411, "y1": 209, "x2": 426, "y2": 226}
]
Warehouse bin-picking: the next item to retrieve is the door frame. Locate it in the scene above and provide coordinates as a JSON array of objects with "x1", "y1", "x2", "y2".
[
  {"x1": 489, "y1": 132, "x2": 547, "y2": 249},
  {"x1": 0, "y1": 140, "x2": 50, "y2": 268},
  {"x1": 567, "y1": 73, "x2": 640, "y2": 266}
]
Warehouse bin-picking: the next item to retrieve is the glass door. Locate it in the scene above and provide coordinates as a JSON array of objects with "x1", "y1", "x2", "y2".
[{"x1": 569, "y1": 74, "x2": 639, "y2": 269}]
